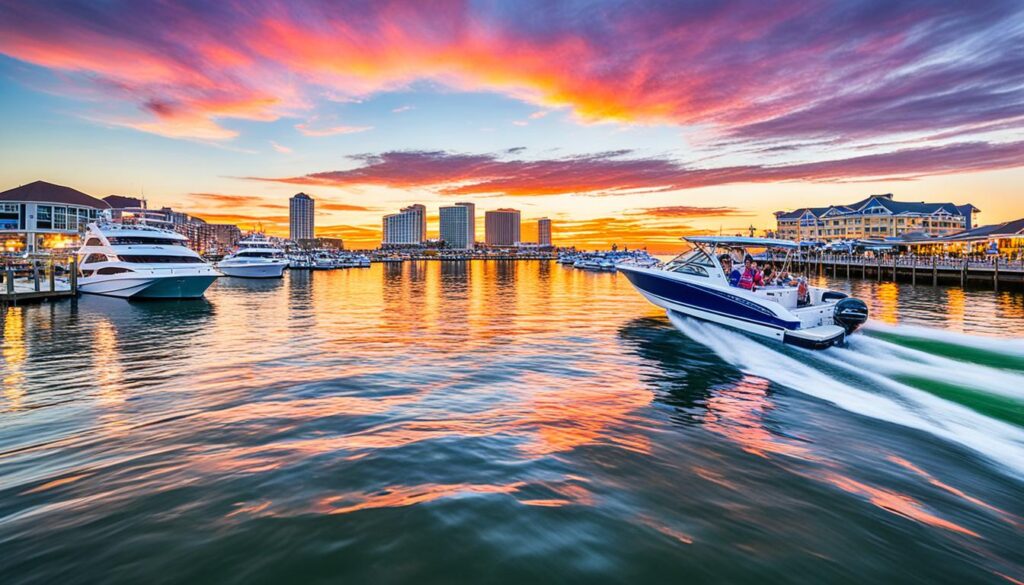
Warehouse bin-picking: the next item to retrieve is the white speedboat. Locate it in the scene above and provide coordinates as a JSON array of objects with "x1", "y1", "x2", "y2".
[
  {"x1": 617, "y1": 236, "x2": 868, "y2": 349},
  {"x1": 77, "y1": 222, "x2": 220, "y2": 299},
  {"x1": 217, "y1": 234, "x2": 288, "y2": 278}
]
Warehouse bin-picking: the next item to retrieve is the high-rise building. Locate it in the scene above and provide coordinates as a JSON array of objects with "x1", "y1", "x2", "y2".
[
  {"x1": 290, "y1": 193, "x2": 315, "y2": 241},
  {"x1": 538, "y1": 217, "x2": 552, "y2": 246},
  {"x1": 382, "y1": 204, "x2": 426, "y2": 245},
  {"x1": 485, "y1": 208, "x2": 520, "y2": 246},
  {"x1": 439, "y1": 202, "x2": 476, "y2": 249}
]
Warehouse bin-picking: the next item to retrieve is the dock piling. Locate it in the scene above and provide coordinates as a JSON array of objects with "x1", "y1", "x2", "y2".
[{"x1": 32, "y1": 261, "x2": 40, "y2": 292}]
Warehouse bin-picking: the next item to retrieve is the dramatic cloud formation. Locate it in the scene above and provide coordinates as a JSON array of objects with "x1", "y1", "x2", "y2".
[
  {"x1": 247, "y1": 141, "x2": 1024, "y2": 197},
  {"x1": 630, "y1": 206, "x2": 751, "y2": 218},
  {"x1": 1, "y1": 0, "x2": 1021, "y2": 147}
]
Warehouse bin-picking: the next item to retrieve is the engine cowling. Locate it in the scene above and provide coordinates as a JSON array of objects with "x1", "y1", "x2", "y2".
[{"x1": 834, "y1": 298, "x2": 868, "y2": 334}]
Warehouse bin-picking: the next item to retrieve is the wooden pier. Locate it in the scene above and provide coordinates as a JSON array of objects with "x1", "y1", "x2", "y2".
[
  {"x1": 1, "y1": 258, "x2": 78, "y2": 306},
  {"x1": 792, "y1": 255, "x2": 1024, "y2": 290}
]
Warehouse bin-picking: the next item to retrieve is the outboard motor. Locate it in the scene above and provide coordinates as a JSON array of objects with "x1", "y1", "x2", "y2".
[{"x1": 834, "y1": 298, "x2": 868, "y2": 334}]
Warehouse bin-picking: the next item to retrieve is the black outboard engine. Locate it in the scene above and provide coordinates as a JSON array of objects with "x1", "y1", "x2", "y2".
[{"x1": 834, "y1": 298, "x2": 868, "y2": 334}]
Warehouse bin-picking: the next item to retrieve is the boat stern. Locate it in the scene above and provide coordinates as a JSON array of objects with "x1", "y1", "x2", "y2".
[{"x1": 783, "y1": 324, "x2": 846, "y2": 350}]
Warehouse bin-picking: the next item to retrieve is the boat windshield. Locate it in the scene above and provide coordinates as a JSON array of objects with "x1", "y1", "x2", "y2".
[
  {"x1": 664, "y1": 246, "x2": 717, "y2": 277},
  {"x1": 107, "y1": 236, "x2": 185, "y2": 246}
]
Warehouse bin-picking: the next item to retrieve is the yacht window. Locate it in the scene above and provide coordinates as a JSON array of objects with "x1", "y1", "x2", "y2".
[
  {"x1": 80, "y1": 270, "x2": 93, "y2": 277},
  {"x1": 85, "y1": 238, "x2": 103, "y2": 247},
  {"x1": 239, "y1": 251, "x2": 274, "y2": 258},
  {"x1": 107, "y1": 237, "x2": 184, "y2": 246},
  {"x1": 83, "y1": 253, "x2": 109, "y2": 264},
  {"x1": 97, "y1": 267, "x2": 132, "y2": 275},
  {"x1": 118, "y1": 255, "x2": 203, "y2": 263}
]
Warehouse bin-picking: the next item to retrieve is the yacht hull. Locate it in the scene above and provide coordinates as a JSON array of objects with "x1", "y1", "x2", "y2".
[
  {"x1": 79, "y1": 274, "x2": 218, "y2": 299},
  {"x1": 218, "y1": 262, "x2": 287, "y2": 278}
]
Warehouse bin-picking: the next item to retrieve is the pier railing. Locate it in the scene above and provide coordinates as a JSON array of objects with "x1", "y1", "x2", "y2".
[
  {"x1": 789, "y1": 253, "x2": 1023, "y2": 288},
  {"x1": 1, "y1": 255, "x2": 78, "y2": 305}
]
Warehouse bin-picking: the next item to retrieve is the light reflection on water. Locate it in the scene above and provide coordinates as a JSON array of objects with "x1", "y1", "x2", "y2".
[{"x1": 1, "y1": 262, "x2": 1022, "y2": 584}]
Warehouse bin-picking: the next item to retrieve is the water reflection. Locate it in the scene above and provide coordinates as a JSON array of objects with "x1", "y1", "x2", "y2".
[
  {"x1": 1, "y1": 262, "x2": 1022, "y2": 584},
  {"x1": 2, "y1": 306, "x2": 26, "y2": 410}
]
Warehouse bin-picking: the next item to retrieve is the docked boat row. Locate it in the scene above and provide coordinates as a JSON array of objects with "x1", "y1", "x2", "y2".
[
  {"x1": 558, "y1": 250, "x2": 658, "y2": 271},
  {"x1": 72, "y1": 222, "x2": 368, "y2": 299},
  {"x1": 287, "y1": 251, "x2": 371, "y2": 270}
]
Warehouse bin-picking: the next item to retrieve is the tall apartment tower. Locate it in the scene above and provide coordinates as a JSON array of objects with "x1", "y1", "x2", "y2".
[
  {"x1": 382, "y1": 204, "x2": 426, "y2": 245},
  {"x1": 439, "y1": 202, "x2": 476, "y2": 249},
  {"x1": 289, "y1": 193, "x2": 315, "y2": 241},
  {"x1": 484, "y1": 208, "x2": 521, "y2": 246},
  {"x1": 538, "y1": 217, "x2": 552, "y2": 246}
]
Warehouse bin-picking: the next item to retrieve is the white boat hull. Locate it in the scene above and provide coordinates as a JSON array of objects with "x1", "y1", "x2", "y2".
[
  {"x1": 217, "y1": 262, "x2": 287, "y2": 278},
  {"x1": 79, "y1": 273, "x2": 218, "y2": 299}
]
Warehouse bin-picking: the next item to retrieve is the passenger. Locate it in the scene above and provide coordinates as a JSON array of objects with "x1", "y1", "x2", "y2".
[
  {"x1": 762, "y1": 262, "x2": 775, "y2": 284},
  {"x1": 737, "y1": 255, "x2": 764, "y2": 290},
  {"x1": 796, "y1": 277, "x2": 811, "y2": 306},
  {"x1": 720, "y1": 254, "x2": 741, "y2": 286}
]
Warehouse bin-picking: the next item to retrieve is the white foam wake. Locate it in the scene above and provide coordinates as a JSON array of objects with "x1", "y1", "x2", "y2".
[{"x1": 667, "y1": 311, "x2": 1024, "y2": 479}]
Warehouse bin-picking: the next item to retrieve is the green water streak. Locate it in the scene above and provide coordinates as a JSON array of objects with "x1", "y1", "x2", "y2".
[
  {"x1": 894, "y1": 375, "x2": 1024, "y2": 427},
  {"x1": 869, "y1": 331, "x2": 1024, "y2": 372}
]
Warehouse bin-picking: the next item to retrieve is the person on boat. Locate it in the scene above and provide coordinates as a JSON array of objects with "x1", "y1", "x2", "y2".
[
  {"x1": 796, "y1": 277, "x2": 811, "y2": 306},
  {"x1": 762, "y1": 262, "x2": 775, "y2": 284},
  {"x1": 720, "y1": 254, "x2": 741, "y2": 286},
  {"x1": 737, "y1": 256, "x2": 764, "y2": 290}
]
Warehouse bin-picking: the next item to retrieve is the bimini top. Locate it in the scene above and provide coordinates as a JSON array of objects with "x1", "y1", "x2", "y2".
[{"x1": 684, "y1": 236, "x2": 800, "y2": 249}]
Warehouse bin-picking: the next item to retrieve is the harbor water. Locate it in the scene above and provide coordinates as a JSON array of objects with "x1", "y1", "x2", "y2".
[{"x1": 1, "y1": 261, "x2": 1022, "y2": 584}]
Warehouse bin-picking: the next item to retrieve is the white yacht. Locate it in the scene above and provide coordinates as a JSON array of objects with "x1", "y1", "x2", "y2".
[
  {"x1": 217, "y1": 234, "x2": 288, "y2": 278},
  {"x1": 76, "y1": 222, "x2": 220, "y2": 299}
]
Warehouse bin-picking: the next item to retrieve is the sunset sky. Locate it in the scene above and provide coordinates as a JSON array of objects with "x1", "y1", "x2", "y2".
[{"x1": 1, "y1": 0, "x2": 1022, "y2": 251}]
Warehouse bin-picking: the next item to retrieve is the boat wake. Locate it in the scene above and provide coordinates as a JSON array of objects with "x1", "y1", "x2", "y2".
[{"x1": 666, "y1": 311, "x2": 1024, "y2": 479}]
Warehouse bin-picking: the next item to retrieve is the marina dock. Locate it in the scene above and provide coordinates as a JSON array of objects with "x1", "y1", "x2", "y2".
[
  {"x1": 1, "y1": 260, "x2": 78, "y2": 305},
  {"x1": 793, "y1": 255, "x2": 1024, "y2": 289}
]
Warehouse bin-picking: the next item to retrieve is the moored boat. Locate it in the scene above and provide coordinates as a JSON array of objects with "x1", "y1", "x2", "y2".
[
  {"x1": 217, "y1": 234, "x2": 288, "y2": 278},
  {"x1": 76, "y1": 222, "x2": 220, "y2": 299}
]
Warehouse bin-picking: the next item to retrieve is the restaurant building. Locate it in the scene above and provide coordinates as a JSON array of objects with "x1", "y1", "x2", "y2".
[
  {"x1": 0, "y1": 180, "x2": 109, "y2": 253},
  {"x1": 775, "y1": 194, "x2": 978, "y2": 242}
]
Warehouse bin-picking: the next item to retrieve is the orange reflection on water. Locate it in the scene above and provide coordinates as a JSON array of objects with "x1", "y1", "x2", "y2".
[
  {"x1": 702, "y1": 375, "x2": 812, "y2": 460},
  {"x1": 20, "y1": 472, "x2": 92, "y2": 495},
  {"x1": 944, "y1": 287, "x2": 966, "y2": 332},
  {"x1": 92, "y1": 318, "x2": 125, "y2": 405},
  {"x1": 1, "y1": 307, "x2": 26, "y2": 410},
  {"x1": 887, "y1": 455, "x2": 1017, "y2": 526},
  {"x1": 317, "y1": 482, "x2": 526, "y2": 515},
  {"x1": 518, "y1": 370, "x2": 653, "y2": 457},
  {"x1": 823, "y1": 472, "x2": 979, "y2": 538},
  {"x1": 872, "y1": 282, "x2": 900, "y2": 325}
]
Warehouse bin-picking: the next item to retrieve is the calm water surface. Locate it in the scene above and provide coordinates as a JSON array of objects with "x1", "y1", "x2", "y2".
[{"x1": 2, "y1": 261, "x2": 1023, "y2": 584}]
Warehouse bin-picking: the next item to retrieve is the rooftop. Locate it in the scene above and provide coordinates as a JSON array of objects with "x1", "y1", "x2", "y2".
[{"x1": 0, "y1": 180, "x2": 110, "y2": 209}]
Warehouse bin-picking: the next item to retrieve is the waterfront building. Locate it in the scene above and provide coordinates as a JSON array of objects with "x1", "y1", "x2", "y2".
[
  {"x1": 290, "y1": 193, "x2": 315, "y2": 241},
  {"x1": 538, "y1": 217, "x2": 552, "y2": 247},
  {"x1": 485, "y1": 208, "x2": 521, "y2": 246},
  {"x1": 0, "y1": 180, "x2": 109, "y2": 253},
  {"x1": 383, "y1": 204, "x2": 426, "y2": 245},
  {"x1": 439, "y1": 202, "x2": 476, "y2": 249},
  {"x1": 774, "y1": 194, "x2": 978, "y2": 242}
]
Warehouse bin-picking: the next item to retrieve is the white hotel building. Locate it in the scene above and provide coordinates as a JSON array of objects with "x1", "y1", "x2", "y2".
[{"x1": 382, "y1": 204, "x2": 426, "y2": 245}]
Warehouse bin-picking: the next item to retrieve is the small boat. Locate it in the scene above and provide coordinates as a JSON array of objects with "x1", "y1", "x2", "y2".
[
  {"x1": 77, "y1": 222, "x2": 220, "y2": 299},
  {"x1": 217, "y1": 234, "x2": 288, "y2": 278},
  {"x1": 617, "y1": 236, "x2": 868, "y2": 349}
]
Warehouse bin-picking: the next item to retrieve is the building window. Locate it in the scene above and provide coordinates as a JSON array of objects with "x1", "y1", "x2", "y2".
[
  {"x1": 0, "y1": 203, "x2": 18, "y2": 230},
  {"x1": 53, "y1": 207, "x2": 67, "y2": 230}
]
